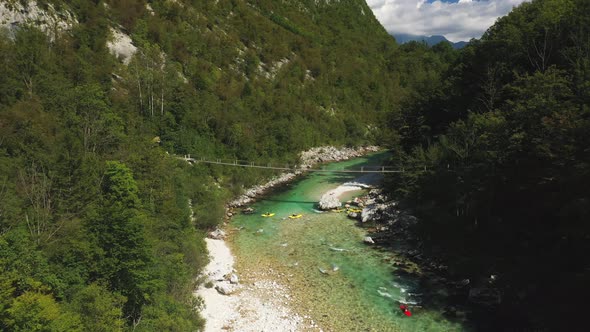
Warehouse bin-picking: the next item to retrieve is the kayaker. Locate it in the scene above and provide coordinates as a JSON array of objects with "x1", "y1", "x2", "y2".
[{"x1": 399, "y1": 304, "x2": 412, "y2": 317}]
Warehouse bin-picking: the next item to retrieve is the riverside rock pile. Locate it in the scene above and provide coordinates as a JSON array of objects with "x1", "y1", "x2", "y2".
[
  {"x1": 345, "y1": 189, "x2": 419, "y2": 241},
  {"x1": 228, "y1": 172, "x2": 297, "y2": 208},
  {"x1": 299, "y1": 146, "x2": 379, "y2": 169}
]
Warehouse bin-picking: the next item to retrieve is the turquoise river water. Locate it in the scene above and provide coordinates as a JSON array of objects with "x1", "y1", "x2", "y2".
[{"x1": 229, "y1": 153, "x2": 467, "y2": 332}]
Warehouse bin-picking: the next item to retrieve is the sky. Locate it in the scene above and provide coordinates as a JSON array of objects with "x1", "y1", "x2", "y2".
[{"x1": 366, "y1": 0, "x2": 529, "y2": 42}]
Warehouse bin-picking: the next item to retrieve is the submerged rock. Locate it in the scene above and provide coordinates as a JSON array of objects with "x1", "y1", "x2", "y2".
[
  {"x1": 363, "y1": 236, "x2": 375, "y2": 244},
  {"x1": 329, "y1": 247, "x2": 348, "y2": 252},
  {"x1": 242, "y1": 207, "x2": 255, "y2": 214},
  {"x1": 377, "y1": 288, "x2": 393, "y2": 299}
]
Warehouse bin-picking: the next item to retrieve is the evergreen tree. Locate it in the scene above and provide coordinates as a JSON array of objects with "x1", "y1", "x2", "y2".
[{"x1": 88, "y1": 161, "x2": 154, "y2": 323}]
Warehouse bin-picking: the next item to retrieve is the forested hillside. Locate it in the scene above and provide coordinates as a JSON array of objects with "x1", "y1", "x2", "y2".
[
  {"x1": 5, "y1": 0, "x2": 585, "y2": 330},
  {"x1": 0, "y1": 0, "x2": 418, "y2": 330},
  {"x1": 385, "y1": 0, "x2": 590, "y2": 330}
]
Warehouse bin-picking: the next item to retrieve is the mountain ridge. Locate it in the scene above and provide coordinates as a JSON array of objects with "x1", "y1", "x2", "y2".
[{"x1": 394, "y1": 33, "x2": 468, "y2": 49}]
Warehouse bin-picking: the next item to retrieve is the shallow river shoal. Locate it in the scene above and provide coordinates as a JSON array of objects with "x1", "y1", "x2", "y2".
[{"x1": 229, "y1": 153, "x2": 465, "y2": 332}]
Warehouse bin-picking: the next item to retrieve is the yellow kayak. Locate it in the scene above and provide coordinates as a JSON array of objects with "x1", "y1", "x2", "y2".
[
  {"x1": 288, "y1": 214, "x2": 303, "y2": 219},
  {"x1": 347, "y1": 208, "x2": 362, "y2": 213},
  {"x1": 261, "y1": 213, "x2": 275, "y2": 217}
]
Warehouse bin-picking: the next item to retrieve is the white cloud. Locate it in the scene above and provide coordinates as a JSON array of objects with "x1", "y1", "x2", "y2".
[{"x1": 366, "y1": 0, "x2": 530, "y2": 42}]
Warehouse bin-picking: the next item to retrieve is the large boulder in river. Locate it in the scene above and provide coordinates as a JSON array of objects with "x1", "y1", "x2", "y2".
[{"x1": 318, "y1": 193, "x2": 342, "y2": 210}]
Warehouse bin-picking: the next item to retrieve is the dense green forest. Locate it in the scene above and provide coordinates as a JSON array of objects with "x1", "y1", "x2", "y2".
[
  {"x1": 0, "y1": 0, "x2": 418, "y2": 330},
  {"x1": 385, "y1": 0, "x2": 590, "y2": 330},
  {"x1": 2, "y1": 0, "x2": 587, "y2": 330}
]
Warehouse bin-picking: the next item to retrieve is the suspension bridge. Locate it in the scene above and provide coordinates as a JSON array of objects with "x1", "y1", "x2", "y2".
[{"x1": 179, "y1": 155, "x2": 406, "y2": 173}]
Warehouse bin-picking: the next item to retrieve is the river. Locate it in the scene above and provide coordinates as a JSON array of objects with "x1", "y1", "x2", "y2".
[{"x1": 228, "y1": 152, "x2": 467, "y2": 331}]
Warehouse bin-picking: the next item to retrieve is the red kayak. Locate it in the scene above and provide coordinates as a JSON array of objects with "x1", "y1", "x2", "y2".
[{"x1": 400, "y1": 304, "x2": 412, "y2": 317}]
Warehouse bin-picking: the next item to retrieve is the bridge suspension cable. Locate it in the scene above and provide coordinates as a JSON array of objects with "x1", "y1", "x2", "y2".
[{"x1": 179, "y1": 155, "x2": 405, "y2": 173}]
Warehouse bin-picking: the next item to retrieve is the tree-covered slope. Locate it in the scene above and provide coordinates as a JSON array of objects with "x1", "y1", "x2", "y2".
[
  {"x1": 0, "y1": 0, "x2": 410, "y2": 330},
  {"x1": 386, "y1": 0, "x2": 590, "y2": 330},
  {"x1": 101, "y1": 0, "x2": 401, "y2": 159}
]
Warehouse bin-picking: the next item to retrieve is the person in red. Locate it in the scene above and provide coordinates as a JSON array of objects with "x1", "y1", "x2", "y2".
[{"x1": 399, "y1": 304, "x2": 412, "y2": 317}]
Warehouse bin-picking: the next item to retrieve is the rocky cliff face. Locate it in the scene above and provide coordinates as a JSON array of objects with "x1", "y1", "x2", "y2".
[
  {"x1": 1, "y1": 1, "x2": 138, "y2": 64},
  {"x1": 0, "y1": 1, "x2": 76, "y2": 37}
]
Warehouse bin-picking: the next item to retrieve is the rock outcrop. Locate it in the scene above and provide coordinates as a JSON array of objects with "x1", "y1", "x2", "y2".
[
  {"x1": 107, "y1": 27, "x2": 137, "y2": 65},
  {"x1": 0, "y1": 1, "x2": 77, "y2": 38},
  {"x1": 318, "y1": 192, "x2": 342, "y2": 210}
]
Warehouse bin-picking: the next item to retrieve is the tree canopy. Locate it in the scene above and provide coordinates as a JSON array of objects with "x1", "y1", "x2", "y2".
[{"x1": 385, "y1": 0, "x2": 590, "y2": 329}]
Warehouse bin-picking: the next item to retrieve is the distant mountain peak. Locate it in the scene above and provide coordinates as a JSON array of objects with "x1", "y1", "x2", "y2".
[{"x1": 393, "y1": 33, "x2": 468, "y2": 49}]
